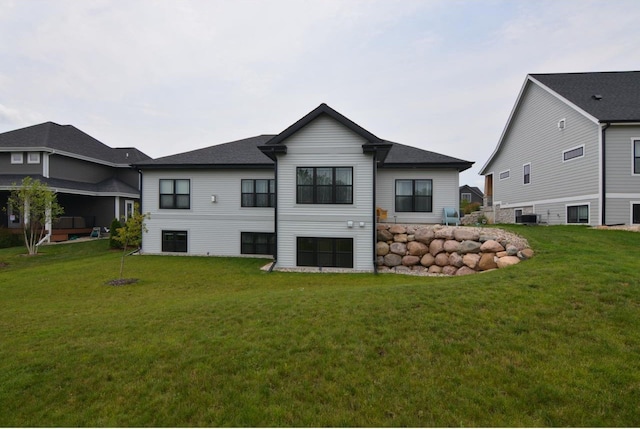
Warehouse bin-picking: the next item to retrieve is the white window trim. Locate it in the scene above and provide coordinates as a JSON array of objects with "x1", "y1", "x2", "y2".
[
  {"x1": 27, "y1": 152, "x2": 41, "y2": 164},
  {"x1": 11, "y1": 152, "x2": 23, "y2": 164},
  {"x1": 523, "y1": 163, "x2": 531, "y2": 185},
  {"x1": 562, "y1": 144, "x2": 585, "y2": 163},
  {"x1": 499, "y1": 169, "x2": 510, "y2": 180},
  {"x1": 124, "y1": 199, "x2": 135, "y2": 220},
  {"x1": 566, "y1": 202, "x2": 590, "y2": 225},
  {"x1": 632, "y1": 138, "x2": 640, "y2": 176},
  {"x1": 461, "y1": 192, "x2": 472, "y2": 202},
  {"x1": 631, "y1": 201, "x2": 640, "y2": 225}
]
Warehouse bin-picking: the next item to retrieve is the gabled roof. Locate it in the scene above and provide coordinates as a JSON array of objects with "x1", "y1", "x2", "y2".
[
  {"x1": 530, "y1": 71, "x2": 640, "y2": 122},
  {"x1": 381, "y1": 141, "x2": 473, "y2": 171},
  {"x1": 460, "y1": 184, "x2": 483, "y2": 196},
  {"x1": 480, "y1": 71, "x2": 640, "y2": 175},
  {"x1": 134, "y1": 135, "x2": 276, "y2": 169},
  {"x1": 262, "y1": 103, "x2": 385, "y2": 147},
  {"x1": 0, "y1": 122, "x2": 151, "y2": 165},
  {"x1": 135, "y1": 104, "x2": 472, "y2": 171},
  {"x1": 259, "y1": 103, "x2": 392, "y2": 161}
]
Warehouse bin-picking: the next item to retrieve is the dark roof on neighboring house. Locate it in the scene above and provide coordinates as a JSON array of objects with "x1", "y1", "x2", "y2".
[
  {"x1": 381, "y1": 141, "x2": 473, "y2": 171},
  {"x1": 0, "y1": 175, "x2": 140, "y2": 196},
  {"x1": 530, "y1": 71, "x2": 640, "y2": 122},
  {"x1": 460, "y1": 184, "x2": 483, "y2": 195},
  {"x1": 134, "y1": 135, "x2": 276, "y2": 169},
  {"x1": 0, "y1": 122, "x2": 151, "y2": 165}
]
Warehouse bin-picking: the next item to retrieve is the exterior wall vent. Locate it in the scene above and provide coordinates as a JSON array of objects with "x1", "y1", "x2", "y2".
[{"x1": 558, "y1": 118, "x2": 566, "y2": 130}]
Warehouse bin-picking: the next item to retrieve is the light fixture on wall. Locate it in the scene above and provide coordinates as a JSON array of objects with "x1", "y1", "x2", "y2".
[
  {"x1": 347, "y1": 220, "x2": 353, "y2": 228},
  {"x1": 359, "y1": 221, "x2": 365, "y2": 228},
  {"x1": 211, "y1": 195, "x2": 217, "y2": 203}
]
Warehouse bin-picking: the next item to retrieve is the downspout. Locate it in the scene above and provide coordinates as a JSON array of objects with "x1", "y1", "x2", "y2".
[
  {"x1": 268, "y1": 158, "x2": 278, "y2": 272},
  {"x1": 601, "y1": 123, "x2": 610, "y2": 225},
  {"x1": 372, "y1": 151, "x2": 378, "y2": 274},
  {"x1": 138, "y1": 169, "x2": 144, "y2": 251}
]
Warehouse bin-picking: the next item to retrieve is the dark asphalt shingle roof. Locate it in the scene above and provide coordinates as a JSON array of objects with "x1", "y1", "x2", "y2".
[
  {"x1": 381, "y1": 141, "x2": 473, "y2": 171},
  {"x1": 135, "y1": 135, "x2": 277, "y2": 168},
  {"x1": 531, "y1": 71, "x2": 640, "y2": 121},
  {"x1": 0, "y1": 122, "x2": 151, "y2": 164},
  {"x1": 0, "y1": 175, "x2": 140, "y2": 195},
  {"x1": 135, "y1": 136, "x2": 473, "y2": 171}
]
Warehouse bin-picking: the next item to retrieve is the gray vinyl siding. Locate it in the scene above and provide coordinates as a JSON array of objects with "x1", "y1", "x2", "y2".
[
  {"x1": 141, "y1": 169, "x2": 274, "y2": 256},
  {"x1": 275, "y1": 115, "x2": 374, "y2": 271},
  {"x1": 50, "y1": 155, "x2": 114, "y2": 183},
  {"x1": 115, "y1": 168, "x2": 141, "y2": 190},
  {"x1": 0, "y1": 151, "x2": 43, "y2": 175},
  {"x1": 603, "y1": 125, "x2": 640, "y2": 224},
  {"x1": 377, "y1": 169, "x2": 460, "y2": 224},
  {"x1": 485, "y1": 82, "x2": 600, "y2": 224}
]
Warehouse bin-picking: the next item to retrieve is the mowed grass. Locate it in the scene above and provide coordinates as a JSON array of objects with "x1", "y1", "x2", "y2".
[{"x1": 0, "y1": 226, "x2": 639, "y2": 426}]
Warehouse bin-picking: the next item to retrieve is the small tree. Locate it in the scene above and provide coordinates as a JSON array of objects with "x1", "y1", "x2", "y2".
[
  {"x1": 112, "y1": 203, "x2": 148, "y2": 279},
  {"x1": 6, "y1": 177, "x2": 64, "y2": 255}
]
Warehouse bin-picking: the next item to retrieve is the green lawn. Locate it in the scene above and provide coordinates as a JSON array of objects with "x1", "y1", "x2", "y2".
[{"x1": 0, "y1": 226, "x2": 639, "y2": 427}]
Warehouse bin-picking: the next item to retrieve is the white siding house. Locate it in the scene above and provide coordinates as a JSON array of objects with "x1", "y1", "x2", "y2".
[
  {"x1": 137, "y1": 104, "x2": 473, "y2": 272},
  {"x1": 481, "y1": 71, "x2": 640, "y2": 226}
]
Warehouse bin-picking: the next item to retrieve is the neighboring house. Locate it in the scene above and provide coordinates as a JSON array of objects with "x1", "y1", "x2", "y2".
[
  {"x1": 459, "y1": 185, "x2": 483, "y2": 205},
  {"x1": 136, "y1": 103, "x2": 473, "y2": 271},
  {"x1": 480, "y1": 71, "x2": 640, "y2": 226},
  {"x1": 0, "y1": 122, "x2": 150, "y2": 240}
]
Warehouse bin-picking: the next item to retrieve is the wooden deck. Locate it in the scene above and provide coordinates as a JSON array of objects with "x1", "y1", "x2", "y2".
[{"x1": 50, "y1": 228, "x2": 94, "y2": 242}]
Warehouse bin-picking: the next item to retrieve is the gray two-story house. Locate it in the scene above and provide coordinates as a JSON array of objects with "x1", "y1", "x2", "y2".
[
  {"x1": 481, "y1": 71, "x2": 640, "y2": 226},
  {"x1": 136, "y1": 103, "x2": 473, "y2": 271},
  {"x1": 0, "y1": 122, "x2": 150, "y2": 240}
]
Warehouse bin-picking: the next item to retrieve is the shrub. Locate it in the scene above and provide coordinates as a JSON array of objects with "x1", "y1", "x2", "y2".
[
  {"x1": 460, "y1": 200, "x2": 481, "y2": 215},
  {"x1": 109, "y1": 218, "x2": 122, "y2": 249},
  {"x1": 0, "y1": 227, "x2": 22, "y2": 249}
]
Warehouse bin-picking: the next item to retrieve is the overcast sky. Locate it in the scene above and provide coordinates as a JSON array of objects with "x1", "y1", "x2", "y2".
[{"x1": 2, "y1": 0, "x2": 639, "y2": 189}]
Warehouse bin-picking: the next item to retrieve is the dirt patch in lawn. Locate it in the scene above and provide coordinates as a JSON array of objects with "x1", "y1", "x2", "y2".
[{"x1": 105, "y1": 278, "x2": 139, "y2": 286}]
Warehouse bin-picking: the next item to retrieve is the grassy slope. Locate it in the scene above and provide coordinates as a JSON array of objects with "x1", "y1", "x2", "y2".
[{"x1": 0, "y1": 226, "x2": 639, "y2": 426}]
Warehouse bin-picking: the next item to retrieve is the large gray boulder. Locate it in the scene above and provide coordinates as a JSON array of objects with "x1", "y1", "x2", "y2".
[{"x1": 459, "y1": 240, "x2": 482, "y2": 254}]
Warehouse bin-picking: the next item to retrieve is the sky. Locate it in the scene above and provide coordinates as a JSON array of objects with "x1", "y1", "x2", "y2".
[{"x1": 1, "y1": 0, "x2": 640, "y2": 189}]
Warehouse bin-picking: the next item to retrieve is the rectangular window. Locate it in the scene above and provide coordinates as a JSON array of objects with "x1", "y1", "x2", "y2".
[
  {"x1": 567, "y1": 205, "x2": 589, "y2": 224},
  {"x1": 395, "y1": 179, "x2": 433, "y2": 212},
  {"x1": 27, "y1": 152, "x2": 41, "y2": 164},
  {"x1": 632, "y1": 204, "x2": 640, "y2": 224},
  {"x1": 296, "y1": 167, "x2": 353, "y2": 204},
  {"x1": 461, "y1": 192, "x2": 471, "y2": 202},
  {"x1": 241, "y1": 179, "x2": 275, "y2": 207},
  {"x1": 563, "y1": 145, "x2": 584, "y2": 162},
  {"x1": 11, "y1": 152, "x2": 23, "y2": 164},
  {"x1": 499, "y1": 170, "x2": 510, "y2": 180},
  {"x1": 523, "y1": 163, "x2": 531, "y2": 185},
  {"x1": 162, "y1": 230, "x2": 188, "y2": 252},
  {"x1": 159, "y1": 179, "x2": 190, "y2": 209},
  {"x1": 241, "y1": 232, "x2": 275, "y2": 255},
  {"x1": 634, "y1": 140, "x2": 640, "y2": 174},
  {"x1": 297, "y1": 237, "x2": 353, "y2": 268}
]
